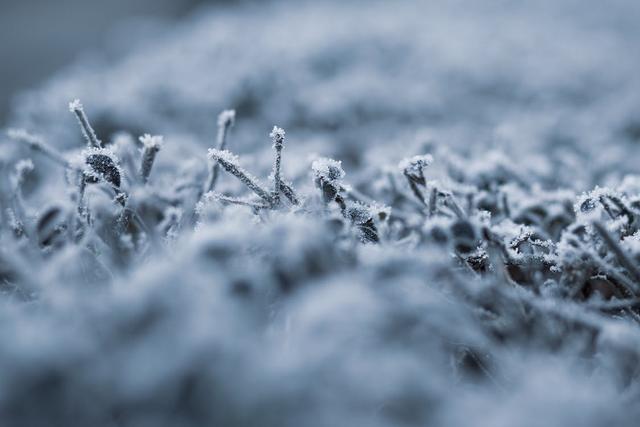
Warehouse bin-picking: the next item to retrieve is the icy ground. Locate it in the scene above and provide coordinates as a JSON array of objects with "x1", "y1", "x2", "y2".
[{"x1": 2, "y1": 1, "x2": 640, "y2": 426}]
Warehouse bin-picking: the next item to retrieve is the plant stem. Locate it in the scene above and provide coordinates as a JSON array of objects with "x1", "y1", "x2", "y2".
[
  {"x1": 208, "y1": 151, "x2": 272, "y2": 203},
  {"x1": 592, "y1": 221, "x2": 640, "y2": 294},
  {"x1": 204, "y1": 110, "x2": 235, "y2": 193},
  {"x1": 270, "y1": 126, "x2": 285, "y2": 207},
  {"x1": 9, "y1": 130, "x2": 70, "y2": 168},
  {"x1": 69, "y1": 100, "x2": 102, "y2": 148},
  {"x1": 139, "y1": 135, "x2": 163, "y2": 184}
]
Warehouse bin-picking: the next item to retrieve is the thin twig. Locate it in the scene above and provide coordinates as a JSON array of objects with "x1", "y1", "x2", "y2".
[
  {"x1": 592, "y1": 221, "x2": 640, "y2": 294},
  {"x1": 139, "y1": 134, "x2": 163, "y2": 184},
  {"x1": 270, "y1": 126, "x2": 285, "y2": 207},
  {"x1": 8, "y1": 129, "x2": 70, "y2": 168},
  {"x1": 207, "y1": 149, "x2": 272, "y2": 203},
  {"x1": 204, "y1": 110, "x2": 235, "y2": 193},
  {"x1": 213, "y1": 194, "x2": 269, "y2": 209},
  {"x1": 69, "y1": 99, "x2": 102, "y2": 148}
]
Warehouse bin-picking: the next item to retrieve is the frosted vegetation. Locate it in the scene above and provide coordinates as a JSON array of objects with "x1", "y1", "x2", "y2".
[{"x1": 2, "y1": 0, "x2": 640, "y2": 425}]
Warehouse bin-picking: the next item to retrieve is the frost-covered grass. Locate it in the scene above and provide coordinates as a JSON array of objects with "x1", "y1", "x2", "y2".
[{"x1": 2, "y1": 1, "x2": 640, "y2": 426}]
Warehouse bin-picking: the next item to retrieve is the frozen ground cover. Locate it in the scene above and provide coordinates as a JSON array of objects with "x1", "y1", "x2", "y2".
[{"x1": 2, "y1": 0, "x2": 640, "y2": 425}]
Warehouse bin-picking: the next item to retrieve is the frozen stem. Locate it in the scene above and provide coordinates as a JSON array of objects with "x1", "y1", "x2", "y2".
[
  {"x1": 138, "y1": 134, "x2": 163, "y2": 184},
  {"x1": 592, "y1": 220, "x2": 640, "y2": 294},
  {"x1": 76, "y1": 172, "x2": 88, "y2": 220},
  {"x1": 280, "y1": 181, "x2": 300, "y2": 205},
  {"x1": 443, "y1": 192, "x2": 466, "y2": 218},
  {"x1": 10, "y1": 159, "x2": 33, "y2": 223},
  {"x1": 270, "y1": 126, "x2": 286, "y2": 206},
  {"x1": 8, "y1": 129, "x2": 70, "y2": 168},
  {"x1": 207, "y1": 149, "x2": 271, "y2": 203},
  {"x1": 69, "y1": 99, "x2": 102, "y2": 148},
  {"x1": 428, "y1": 186, "x2": 438, "y2": 217},
  {"x1": 205, "y1": 192, "x2": 269, "y2": 209},
  {"x1": 115, "y1": 193, "x2": 131, "y2": 235},
  {"x1": 204, "y1": 110, "x2": 235, "y2": 193},
  {"x1": 312, "y1": 157, "x2": 345, "y2": 208},
  {"x1": 335, "y1": 194, "x2": 347, "y2": 213},
  {"x1": 408, "y1": 180, "x2": 427, "y2": 207},
  {"x1": 400, "y1": 154, "x2": 432, "y2": 208},
  {"x1": 5, "y1": 208, "x2": 25, "y2": 238}
]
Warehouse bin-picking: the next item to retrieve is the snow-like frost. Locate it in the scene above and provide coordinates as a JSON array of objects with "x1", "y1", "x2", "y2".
[
  {"x1": 68, "y1": 98, "x2": 83, "y2": 112},
  {"x1": 311, "y1": 157, "x2": 345, "y2": 182},
  {"x1": 207, "y1": 148, "x2": 239, "y2": 164},
  {"x1": 269, "y1": 125, "x2": 286, "y2": 143},
  {"x1": 217, "y1": 109, "x2": 236, "y2": 127},
  {"x1": 2, "y1": 1, "x2": 640, "y2": 426},
  {"x1": 139, "y1": 133, "x2": 164, "y2": 149}
]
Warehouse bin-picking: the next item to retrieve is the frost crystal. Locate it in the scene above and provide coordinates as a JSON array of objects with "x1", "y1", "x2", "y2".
[
  {"x1": 346, "y1": 203, "x2": 372, "y2": 225},
  {"x1": 139, "y1": 134, "x2": 164, "y2": 149},
  {"x1": 269, "y1": 126, "x2": 286, "y2": 149},
  {"x1": 312, "y1": 157, "x2": 346, "y2": 204},
  {"x1": 68, "y1": 99, "x2": 83, "y2": 112},
  {"x1": 217, "y1": 109, "x2": 236, "y2": 127},
  {"x1": 399, "y1": 154, "x2": 433, "y2": 182},
  {"x1": 368, "y1": 202, "x2": 391, "y2": 221},
  {"x1": 269, "y1": 126, "x2": 286, "y2": 143},
  {"x1": 207, "y1": 148, "x2": 239, "y2": 165},
  {"x1": 312, "y1": 158, "x2": 345, "y2": 183}
]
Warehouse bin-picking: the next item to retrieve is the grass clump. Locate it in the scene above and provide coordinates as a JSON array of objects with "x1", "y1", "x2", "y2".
[{"x1": 3, "y1": 98, "x2": 640, "y2": 427}]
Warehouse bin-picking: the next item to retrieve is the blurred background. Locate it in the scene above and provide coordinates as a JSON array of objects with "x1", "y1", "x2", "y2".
[
  {"x1": 5, "y1": 0, "x2": 640, "y2": 168},
  {"x1": 0, "y1": 0, "x2": 207, "y2": 123}
]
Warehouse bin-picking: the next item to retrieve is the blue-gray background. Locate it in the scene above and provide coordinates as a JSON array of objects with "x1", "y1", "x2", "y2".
[
  {"x1": 3, "y1": 2, "x2": 640, "y2": 426},
  {"x1": 0, "y1": 0, "x2": 208, "y2": 121}
]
